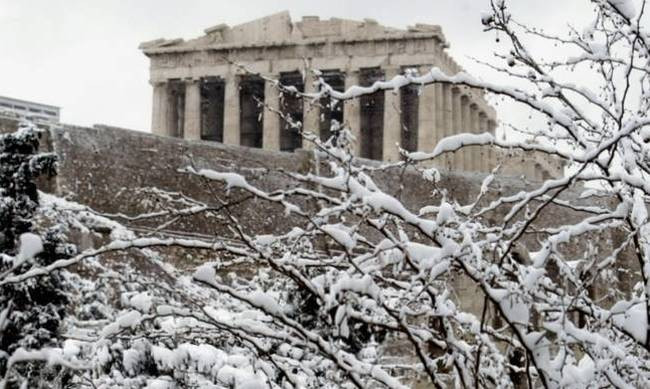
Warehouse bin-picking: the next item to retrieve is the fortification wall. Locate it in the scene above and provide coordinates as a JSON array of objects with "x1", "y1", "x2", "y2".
[
  {"x1": 0, "y1": 115, "x2": 633, "y2": 315},
  {"x1": 1, "y1": 115, "x2": 533, "y2": 236}
]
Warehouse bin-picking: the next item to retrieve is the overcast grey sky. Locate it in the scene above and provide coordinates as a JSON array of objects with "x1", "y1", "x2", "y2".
[{"x1": 0, "y1": 1, "x2": 593, "y2": 131}]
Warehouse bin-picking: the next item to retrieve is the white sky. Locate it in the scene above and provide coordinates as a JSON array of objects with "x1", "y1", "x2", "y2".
[{"x1": 0, "y1": 0, "x2": 594, "y2": 132}]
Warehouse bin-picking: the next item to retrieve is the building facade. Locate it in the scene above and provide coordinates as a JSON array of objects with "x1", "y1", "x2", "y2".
[
  {"x1": 140, "y1": 12, "x2": 560, "y2": 178},
  {"x1": 0, "y1": 95, "x2": 60, "y2": 123}
]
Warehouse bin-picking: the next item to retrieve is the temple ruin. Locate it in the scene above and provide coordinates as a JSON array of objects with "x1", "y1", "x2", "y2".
[{"x1": 140, "y1": 11, "x2": 562, "y2": 179}]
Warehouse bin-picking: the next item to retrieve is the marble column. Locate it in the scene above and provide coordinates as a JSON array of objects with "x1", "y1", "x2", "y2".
[
  {"x1": 460, "y1": 95, "x2": 471, "y2": 171},
  {"x1": 478, "y1": 112, "x2": 487, "y2": 133},
  {"x1": 382, "y1": 67, "x2": 402, "y2": 162},
  {"x1": 183, "y1": 79, "x2": 201, "y2": 141},
  {"x1": 223, "y1": 72, "x2": 241, "y2": 146},
  {"x1": 418, "y1": 65, "x2": 444, "y2": 167},
  {"x1": 302, "y1": 70, "x2": 320, "y2": 149},
  {"x1": 151, "y1": 82, "x2": 169, "y2": 136},
  {"x1": 527, "y1": 158, "x2": 539, "y2": 181},
  {"x1": 344, "y1": 70, "x2": 361, "y2": 156},
  {"x1": 262, "y1": 77, "x2": 280, "y2": 151},
  {"x1": 432, "y1": 83, "x2": 446, "y2": 166},
  {"x1": 487, "y1": 119, "x2": 497, "y2": 172},
  {"x1": 488, "y1": 119, "x2": 496, "y2": 134},
  {"x1": 417, "y1": 66, "x2": 437, "y2": 158},
  {"x1": 478, "y1": 112, "x2": 488, "y2": 172},
  {"x1": 469, "y1": 104, "x2": 480, "y2": 172},
  {"x1": 471, "y1": 105, "x2": 480, "y2": 132},
  {"x1": 166, "y1": 85, "x2": 183, "y2": 138},
  {"x1": 451, "y1": 87, "x2": 464, "y2": 170},
  {"x1": 441, "y1": 84, "x2": 454, "y2": 170}
]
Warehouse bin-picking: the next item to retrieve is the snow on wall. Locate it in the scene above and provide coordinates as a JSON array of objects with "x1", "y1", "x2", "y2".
[{"x1": 0, "y1": 115, "x2": 634, "y2": 316}]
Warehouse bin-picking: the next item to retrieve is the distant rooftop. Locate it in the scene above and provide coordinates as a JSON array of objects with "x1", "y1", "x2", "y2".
[{"x1": 0, "y1": 95, "x2": 60, "y2": 123}]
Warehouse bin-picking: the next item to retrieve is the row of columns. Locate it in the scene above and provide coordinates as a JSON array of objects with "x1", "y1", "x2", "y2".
[
  {"x1": 150, "y1": 69, "x2": 497, "y2": 172},
  {"x1": 428, "y1": 83, "x2": 497, "y2": 172}
]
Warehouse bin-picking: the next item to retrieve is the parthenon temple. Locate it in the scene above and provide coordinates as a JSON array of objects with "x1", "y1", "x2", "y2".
[{"x1": 140, "y1": 11, "x2": 562, "y2": 179}]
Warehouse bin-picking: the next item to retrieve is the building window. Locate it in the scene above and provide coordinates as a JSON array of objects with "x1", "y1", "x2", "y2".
[
  {"x1": 359, "y1": 67, "x2": 385, "y2": 160},
  {"x1": 318, "y1": 70, "x2": 345, "y2": 143},
  {"x1": 200, "y1": 77, "x2": 225, "y2": 142},
  {"x1": 168, "y1": 80, "x2": 185, "y2": 138},
  {"x1": 400, "y1": 68, "x2": 419, "y2": 154},
  {"x1": 279, "y1": 72, "x2": 304, "y2": 152},
  {"x1": 239, "y1": 76, "x2": 265, "y2": 148}
]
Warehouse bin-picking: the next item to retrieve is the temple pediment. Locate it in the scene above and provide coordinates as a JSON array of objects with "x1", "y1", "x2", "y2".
[{"x1": 140, "y1": 11, "x2": 447, "y2": 54}]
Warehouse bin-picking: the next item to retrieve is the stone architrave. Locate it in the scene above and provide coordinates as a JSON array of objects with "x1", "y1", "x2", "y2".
[
  {"x1": 183, "y1": 79, "x2": 201, "y2": 141},
  {"x1": 151, "y1": 82, "x2": 169, "y2": 136},
  {"x1": 223, "y1": 72, "x2": 241, "y2": 145},
  {"x1": 302, "y1": 69, "x2": 320, "y2": 149},
  {"x1": 382, "y1": 67, "x2": 401, "y2": 162},
  {"x1": 344, "y1": 70, "x2": 361, "y2": 156},
  {"x1": 262, "y1": 78, "x2": 281, "y2": 151}
]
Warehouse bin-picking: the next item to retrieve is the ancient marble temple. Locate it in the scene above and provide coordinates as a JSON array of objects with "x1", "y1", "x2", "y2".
[{"x1": 140, "y1": 12, "x2": 561, "y2": 179}]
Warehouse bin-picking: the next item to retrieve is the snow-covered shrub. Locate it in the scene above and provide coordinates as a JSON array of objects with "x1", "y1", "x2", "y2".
[
  {"x1": 0, "y1": 125, "x2": 74, "y2": 387},
  {"x1": 0, "y1": 125, "x2": 56, "y2": 252}
]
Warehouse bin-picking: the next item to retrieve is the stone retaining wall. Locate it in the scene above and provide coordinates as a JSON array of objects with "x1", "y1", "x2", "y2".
[{"x1": 0, "y1": 115, "x2": 634, "y2": 316}]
